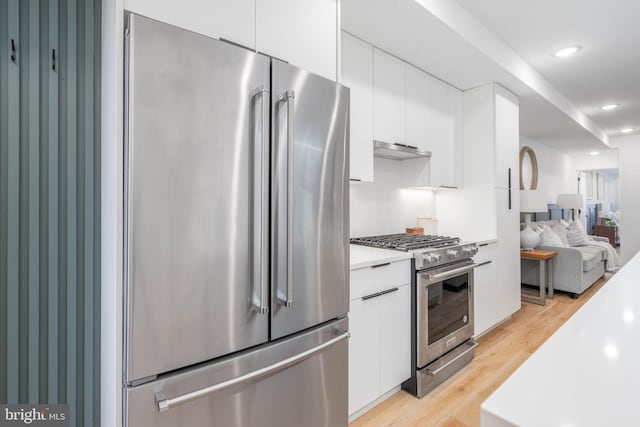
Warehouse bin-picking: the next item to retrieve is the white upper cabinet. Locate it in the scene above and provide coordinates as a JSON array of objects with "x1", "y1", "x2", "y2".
[
  {"x1": 450, "y1": 87, "x2": 464, "y2": 188},
  {"x1": 125, "y1": 0, "x2": 338, "y2": 81},
  {"x1": 405, "y1": 64, "x2": 430, "y2": 153},
  {"x1": 373, "y1": 49, "x2": 405, "y2": 145},
  {"x1": 125, "y1": 0, "x2": 255, "y2": 48},
  {"x1": 342, "y1": 32, "x2": 374, "y2": 182},
  {"x1": 256, "y1": 0, "x2": 337, "y2": 81},
  {"x1": 429, "y1": 77, "x2": 459, "y2": 188},
  {"x1": 493, "y1": 86, "x2": 520, "y2": 189}
]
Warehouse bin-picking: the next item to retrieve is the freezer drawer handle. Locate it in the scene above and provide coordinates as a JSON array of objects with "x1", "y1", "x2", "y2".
[{"x1": 155, "y1": 329, "x2": 350, "y2": 412}]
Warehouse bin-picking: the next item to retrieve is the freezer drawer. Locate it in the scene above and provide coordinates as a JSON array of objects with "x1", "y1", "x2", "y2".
[{"x1": 125, "y1": 318, "x2": 349, "y2": 427}]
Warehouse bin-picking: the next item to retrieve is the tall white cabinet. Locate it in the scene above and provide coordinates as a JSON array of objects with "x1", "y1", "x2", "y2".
[{"x1": 445, "y1": 83, "x2": 521, "y2": 336}]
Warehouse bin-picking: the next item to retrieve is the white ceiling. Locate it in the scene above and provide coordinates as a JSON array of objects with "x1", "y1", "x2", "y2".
[
  {"x1": 455, "y1": 0, "x2": 640, "y2": 138},
  {"x1": 341, "y1": 0, "x2": 637, "y2": 154}
]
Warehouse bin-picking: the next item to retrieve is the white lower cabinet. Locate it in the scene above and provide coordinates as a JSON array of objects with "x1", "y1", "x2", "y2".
[
  {"x1": 473, "y1": 243, "x2": 498, "y2": 337},
  {"x1": 349, "y1": 260, "x2": 411, "y2": 416}
]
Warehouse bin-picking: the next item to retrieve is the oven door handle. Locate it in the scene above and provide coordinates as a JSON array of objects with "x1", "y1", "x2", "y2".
[{"x1": 423, "y1": 264, "x2": 477, "y2": 283}]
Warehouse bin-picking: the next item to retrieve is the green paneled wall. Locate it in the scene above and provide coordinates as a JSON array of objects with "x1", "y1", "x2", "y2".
[{"x1": 0, "y1": 0, "x2": 101, "y2": 425}]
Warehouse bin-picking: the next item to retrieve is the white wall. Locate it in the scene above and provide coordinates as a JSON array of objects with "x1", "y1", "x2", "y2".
[
  {"x1": 350, "y1": 158, "x2": 435, "y2": 237},
  {"x1": 571, "y1": 149, "x2": 619, "y2": 171},
  {"x1": 611, "y1": 135, "x2": 640, "y2": 264},
  {"x1": 520, "y1": 136, "x2": 575, "y2": 204}
]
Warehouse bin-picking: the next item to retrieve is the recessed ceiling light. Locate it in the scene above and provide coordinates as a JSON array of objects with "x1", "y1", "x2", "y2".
[
  {"x1": 553, "y1": 45, "x2": 581, "y2": 57},
  {"x1": 621, "y1": 128, "x2": 634, "y2": 133},
  {"x1": 601, "y1": 104, "x2": 620, "y2": 111},
  {"x1": 589, "y1": 151, "x2": 599, "y2": 156}
]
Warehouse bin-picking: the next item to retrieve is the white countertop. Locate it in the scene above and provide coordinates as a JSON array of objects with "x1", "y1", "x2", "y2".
[
  {"x1": 349, "y1": 244, "x2": 412, "y2": 270},
  {"x1": 481, "y1": 251, "x2": 640, "y2": 427}
]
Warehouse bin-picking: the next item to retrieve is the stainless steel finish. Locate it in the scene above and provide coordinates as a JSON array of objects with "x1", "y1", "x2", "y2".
[
  {"x1": 413, "y1": 340, "x2": 477, "y2": 398},
  {"x1": 125, "y1": 15, "x2": 271, "y2": 382},
  {"x1": 271, "y1": 59, "x2": 350, "y2": 340},
  {"x1": 417, "y1": 260, "x2": 475, "y2": 368},
  {"x1": 154, "y1": 329, "x2": 350, "y2": 412},
  {"x1": 373, "y1": 140, "x2": 431, "y2": 160},
  {"x1": 277, "y1": 90, "x2": 295, "y2": 308},
  {"x1": 426, "y1": 263, "x2": 477, "y2": 282},
  {"x1": 425, "y1": 340, "x2": 478, "y2": 377},
  {"x1": 413, "y1": 242, "x2": 477, "y2": 270},
  {"x1": 126, "y1": 318, "x2": 349, "y2": 427},
  {"x1": 252, "y1": 85, "x2": 270, "y2": 315}
]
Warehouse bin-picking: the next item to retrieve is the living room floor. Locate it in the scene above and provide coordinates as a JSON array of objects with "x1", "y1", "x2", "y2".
[{"x1": 349, "y1": 275, "x2": 612, "y2": 427}]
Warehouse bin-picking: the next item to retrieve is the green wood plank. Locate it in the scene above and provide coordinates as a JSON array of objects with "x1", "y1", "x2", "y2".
[
  {"x1": 83, "y1": 0, "x2": 95, "y2": 422},
  {"x1": 47, "y1": 0, "x2": 60, "y2": 405},
  {"x1": 0, "y1": 0, "x2": 10, "y2": 405},
  {"x1": 27, "y1": 0, "x2": 41, "y2": 404},
  {"x1": 6, "y1": 0, "x2": 21, "y2": 405},
  {"x1": 66, "y1": 0, "x2": 78, "y2": 421}
]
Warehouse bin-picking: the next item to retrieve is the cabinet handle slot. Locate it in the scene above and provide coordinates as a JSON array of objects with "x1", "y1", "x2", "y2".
[
  {"x1": 361, "y1": 287, "x2": 399, "y2": 301},
  {"x1": 477, "y1": 260, "x2": 492, "y2": 267},
  {"x1": 371, "y1": 262, "x2": 390, "y2": 269}
]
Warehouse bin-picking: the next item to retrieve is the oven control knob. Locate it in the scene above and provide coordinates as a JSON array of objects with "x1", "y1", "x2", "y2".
[
  {"x1": 422, "y1": 254, "x2": 434, "y2": 264},
  {"x1": 447, "y1": 249, "x2": 459, "y2": 259},
  {"x1": 463, "y1": 246, "x2": 476, "y2": 255},
  {"x1": 432, "y1": 253, "x2": 442, "y2": 262}
]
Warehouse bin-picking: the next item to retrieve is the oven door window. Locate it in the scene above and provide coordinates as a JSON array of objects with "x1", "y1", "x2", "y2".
[{"x1": 427, "y1": 272, "x2": 470, "y2": 345}]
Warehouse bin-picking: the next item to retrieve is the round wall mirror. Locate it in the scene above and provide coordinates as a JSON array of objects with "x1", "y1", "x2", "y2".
[{"x1": 519, "y1": 146, "x2": 539, "y2": 190}]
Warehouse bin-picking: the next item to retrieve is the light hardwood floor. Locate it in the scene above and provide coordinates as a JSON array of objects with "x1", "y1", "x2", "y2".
[{"x1": 350, "y1": 275, "x2": 611, "y2": 427}]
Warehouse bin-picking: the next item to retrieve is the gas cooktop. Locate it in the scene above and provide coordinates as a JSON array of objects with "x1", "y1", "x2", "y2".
[{"x1": 350, "y1": 233, "x2": 460, "y2": 251}]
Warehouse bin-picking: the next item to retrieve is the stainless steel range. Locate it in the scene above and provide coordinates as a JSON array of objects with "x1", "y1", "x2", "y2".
[{"x1": 350, "y1": 233, "x2": 478, "y2": 398}]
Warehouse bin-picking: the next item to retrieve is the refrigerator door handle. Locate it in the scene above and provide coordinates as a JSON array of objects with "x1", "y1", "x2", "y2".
[
  {"x1": 278, "y1": 90, "x2": 295, "y2": 308},
  {"x1": 251, "y1": 86, "x2": 270, "y2": 315},
  {"x1": 154, "y1": 329, "x2": 350, "y2": 412}
]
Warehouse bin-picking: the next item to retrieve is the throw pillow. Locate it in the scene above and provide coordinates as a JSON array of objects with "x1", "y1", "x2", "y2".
[
  {"x1": 539, "y1": 228, "x2": 564, "y2": 246},
  {"x1": 575, "y1": 219, "x2": 590, "y2": 240},
  {"x1": 566, "y1": 221, "x2": 588, "y2": 247},
  {"x1": 551, "y1": 222, "x2": 570, "y2": 246}
]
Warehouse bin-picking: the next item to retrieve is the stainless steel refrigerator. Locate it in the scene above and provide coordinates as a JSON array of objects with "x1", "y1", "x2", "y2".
[{"x1": 123, "y1": 13, "x2": 350, "y2": 427}]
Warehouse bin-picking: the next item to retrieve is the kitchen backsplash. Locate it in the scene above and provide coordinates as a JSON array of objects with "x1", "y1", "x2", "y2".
[{"x1": 350, "y1": 157, "x2": 435, "y2": 237}]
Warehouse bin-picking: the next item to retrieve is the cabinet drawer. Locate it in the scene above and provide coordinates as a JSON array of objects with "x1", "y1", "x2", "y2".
[
  {"x1": 350, "y1": 259, "x2": 410, "y2": 300},
  {"x1": 475, "y1": 242, "x2": 496, "y2": 264}
]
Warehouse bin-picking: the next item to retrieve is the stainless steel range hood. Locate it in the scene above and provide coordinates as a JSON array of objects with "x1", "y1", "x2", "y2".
[{"x1": 373, "y1": 140, "x2": 432, "y2": 160}]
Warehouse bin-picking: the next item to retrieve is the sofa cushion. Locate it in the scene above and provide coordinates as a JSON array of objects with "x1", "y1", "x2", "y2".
[{"x1": 577, "y1": 246, "x2": 604, "y2": 272}]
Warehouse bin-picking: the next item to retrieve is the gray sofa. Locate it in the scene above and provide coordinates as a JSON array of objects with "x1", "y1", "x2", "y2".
[{"x1": 521, "y1": 220, "x2": 608, "y2": 297}]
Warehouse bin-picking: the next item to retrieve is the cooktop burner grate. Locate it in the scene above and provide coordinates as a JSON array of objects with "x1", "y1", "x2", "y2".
[{"x1": 350, "y1": 233, "x2": 460, "y2": 251}]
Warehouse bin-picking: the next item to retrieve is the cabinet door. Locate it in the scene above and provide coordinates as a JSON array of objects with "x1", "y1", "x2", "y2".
[
  {"x1": 473, "y1": 245, "x2": 497, "y2": 337},
  {"x1": 429, "y1": 77, "x2": 454, "y2": 188},
  {"x1": 256, "y1": 0, "x2": 337, "y2": 81},
  {"x1": 124, "y1": 0, "x2": 255, "y2": 49},
  {"x1": 342, "y1": 32, "x2": 374, "y2": 182},
  {"x1": 449, "y1": 86, "x2": 464, "y2": 188},
  {"x1": 405, "y1": 65, "x2": 430, "y2": 152},
  {"x1": 379, "y1": 285, "x2": 411, "y2": 394},
  {"x1": 373, "y1": 49, "x2": 405, "y2": 144},
  {"x1": 493, "y1": 86, "x2": 519, "y2": 189},
  {"x1": 348, "y1": 296, "x2": 381, "y2": 415},
  {"x1": 495, "y1": 188, "x2": 522, "y2": 322}
]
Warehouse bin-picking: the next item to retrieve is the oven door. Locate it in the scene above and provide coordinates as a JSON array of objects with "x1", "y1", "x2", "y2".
[{"x1": 417, "y1": 260, "x2": 476, "y2": 368}]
